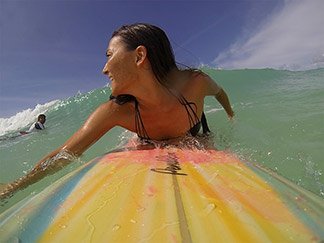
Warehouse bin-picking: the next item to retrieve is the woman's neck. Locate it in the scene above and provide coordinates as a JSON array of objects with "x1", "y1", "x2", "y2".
[{"x1": 131, "y1": 68, "x2": 182, "y2": 110}]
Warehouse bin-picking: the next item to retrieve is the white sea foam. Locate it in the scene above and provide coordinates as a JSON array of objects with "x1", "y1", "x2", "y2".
[
  {"x1": 205, "y1": 108, "x2": 223, "y2": 114},
  {"x1": 0, "y1": 100, "x2": 59, "y2": 136}
]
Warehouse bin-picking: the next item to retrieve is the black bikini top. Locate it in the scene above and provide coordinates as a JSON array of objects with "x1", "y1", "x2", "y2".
[{"x1": 109, "y1": 93, "x2": 210, "y2": 140}]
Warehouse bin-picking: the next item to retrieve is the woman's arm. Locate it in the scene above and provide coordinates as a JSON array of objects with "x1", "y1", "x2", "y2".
[
  {"x1": 202, "y1": 74, "x2": 234, "y2": 118},
  {"x1": 1, "y1": 101, "x2": 119, "y2": 199},
  {"x1": 214, "y1": 89, "x2": 234, "y2": 118}
]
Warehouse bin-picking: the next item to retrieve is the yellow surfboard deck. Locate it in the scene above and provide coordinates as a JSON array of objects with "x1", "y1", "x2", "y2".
[{"x1": 0, "y1": 147, "x2": 323, "y2": 242}]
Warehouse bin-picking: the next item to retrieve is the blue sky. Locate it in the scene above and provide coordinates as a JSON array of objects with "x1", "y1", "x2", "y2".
[{"x1": 1, "y1": 0, "x2": 323, "y2": 118}]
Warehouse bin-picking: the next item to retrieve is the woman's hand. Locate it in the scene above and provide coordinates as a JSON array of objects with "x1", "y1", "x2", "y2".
[{"x1": 0, "y1": 101, "x2": 119, "y2": 199}]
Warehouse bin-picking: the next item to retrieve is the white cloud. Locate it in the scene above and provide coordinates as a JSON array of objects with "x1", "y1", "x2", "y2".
[{"x1": 214, "y1": 0, "x2": 324, "y2": 70}]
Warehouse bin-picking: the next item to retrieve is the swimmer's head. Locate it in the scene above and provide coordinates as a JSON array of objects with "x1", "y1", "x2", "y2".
[{"x1": 111, "y1": 23, "x2": 176, "y2": 85}]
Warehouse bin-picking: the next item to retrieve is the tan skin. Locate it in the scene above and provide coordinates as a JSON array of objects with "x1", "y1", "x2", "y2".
[{"x1": 0, "y1": 36, "x2": 234, "y2": 199}]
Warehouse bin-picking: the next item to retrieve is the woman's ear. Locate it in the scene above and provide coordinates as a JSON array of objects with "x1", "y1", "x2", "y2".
[{"x1": 135, "y1": 45, "x2": 147, "y2": 66}]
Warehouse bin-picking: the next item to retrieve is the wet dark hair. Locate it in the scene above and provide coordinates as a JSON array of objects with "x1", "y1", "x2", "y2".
[
  {"x1": 38, "y1": 114, "x2": 46, "y2": 120},
  {"x1": 112, "y1": 23, "x2": 177, "y2": 86}
]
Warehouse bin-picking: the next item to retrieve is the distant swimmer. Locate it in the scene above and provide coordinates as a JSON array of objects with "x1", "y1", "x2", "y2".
[{"x1": 20, "y1": 114, "x2": 46, "y2": 135}]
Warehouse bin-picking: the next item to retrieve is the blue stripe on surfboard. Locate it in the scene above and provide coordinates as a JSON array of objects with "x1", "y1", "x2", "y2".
[
  {"x1": 15, "y1": 156, "x2": 101, "y2": 242},
  {"x1": 245, "y1": 162, "x2": 324, "y2": 238}
]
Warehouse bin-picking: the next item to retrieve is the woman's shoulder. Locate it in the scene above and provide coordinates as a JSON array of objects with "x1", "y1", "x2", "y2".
[
  {"x1": 182, "y1": 69, "x2": 222, "y2": 98},
  {"x1": 94, "y1": 99, "x2": 133, "y2": 121},
  {"x1": 184, "y1": 69, "x2": 212, "y2": 90},
  {"x1": 180, "y1": 68, "x2": 210, "y2": 84}
]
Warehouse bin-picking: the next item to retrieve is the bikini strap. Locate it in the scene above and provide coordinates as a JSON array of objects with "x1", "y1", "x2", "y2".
[
  {"x1": 134, "y1": 99, "x2": 150, "y2": 140},
  {"x1": 110, "y1": 94, "x2": 150, "y2": 140},
  {"x1": 201, "y1": 112, "x2": 210, "y2": 134},
  {"x1": 177, "y1": 93, "x2": 201, "y2": 129},
  {"x1": 109, "y1": 94, "x2": 134, "y2": 104}
]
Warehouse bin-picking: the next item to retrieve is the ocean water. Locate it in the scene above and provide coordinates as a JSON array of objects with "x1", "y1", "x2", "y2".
[{"x1": 0, "y1": 68, "x2": 323, "y2": 212}]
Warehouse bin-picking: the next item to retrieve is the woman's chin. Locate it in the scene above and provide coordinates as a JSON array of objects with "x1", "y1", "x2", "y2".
[
  {"x1": 110, "y1": 81, "x2": 118, "y2": 92},
  {"x1": 111, "y1": 83, "x2": 130, "y2": 96},
  {"x1": 111, "y1": 86, "x2": 123, "y2": 96}
]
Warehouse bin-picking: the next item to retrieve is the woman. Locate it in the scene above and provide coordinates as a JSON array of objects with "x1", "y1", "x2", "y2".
[{"x1": 0, "y1": 23, "x2": 234, "y2": 199}]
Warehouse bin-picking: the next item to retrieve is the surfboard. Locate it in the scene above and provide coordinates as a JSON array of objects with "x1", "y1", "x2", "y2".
[{"x1": 0, "y1": 146, "x2": 323, "y2": 242}]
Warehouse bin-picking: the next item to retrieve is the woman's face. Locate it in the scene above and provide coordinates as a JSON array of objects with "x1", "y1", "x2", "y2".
[{"x1": 102, "y1": 36, "x2": 138, "y2": 94}]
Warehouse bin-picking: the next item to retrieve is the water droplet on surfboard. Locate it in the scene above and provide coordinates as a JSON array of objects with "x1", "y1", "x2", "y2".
[
  {"x1": 204, "y1": 203, "x2": 217, "y2": 214},
  {"x1": 112, "y1": 224, "x2": 121, "y2": 231}
]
